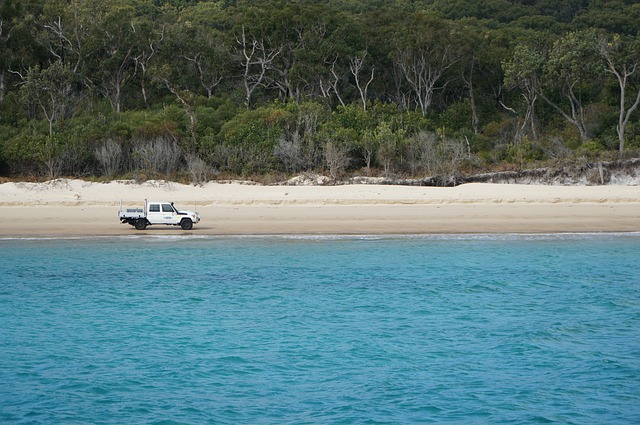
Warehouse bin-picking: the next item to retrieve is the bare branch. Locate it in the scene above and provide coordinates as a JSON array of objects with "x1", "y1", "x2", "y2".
[
  {"x1": 396, "y1": 44, "x2": 458, "y2": 116},
  {"x1": 499, "y1": 100, "x2": 518, "y2": 115},
  {"x1": 350, "y1": 52, "x2": 375, "y2": 111},
  {"x1": 319, "y1": 57, "x2": 345, "y2": 107},
  {"x1": 236, "y1": 26, "x2": 280, "y2": 108}
]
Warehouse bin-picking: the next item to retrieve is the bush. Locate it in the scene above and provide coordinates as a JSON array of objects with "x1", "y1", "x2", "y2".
[
  {"x1": 323, "y1": 140, "x2": 351, "y2": 181},
  {"x1": 185, "y1": 154, "x2": 209, "y2": 185},
  {"x1": 214, "y1": 105, "x2": 287, "y2": 175},
  {"x1": 576, "y1": 139, "x2": 605, "y2": 160},
  {"x1": 94, "y1": 139, "x2": 123, "y2": 177},
  {"x1": 132, "y1": 136, "x2": 183, "y2": 177},
  {"x1": 405, "y1": 131, "x2": 468, "y2": 176}
]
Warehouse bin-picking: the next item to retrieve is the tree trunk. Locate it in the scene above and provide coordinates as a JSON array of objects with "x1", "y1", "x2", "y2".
[
  {"x1": 464, "y1": 57, "x2": 479, "y2": 134},
  {"x1": 0, "y1": 72, "x2": 5, "y2": 103}
]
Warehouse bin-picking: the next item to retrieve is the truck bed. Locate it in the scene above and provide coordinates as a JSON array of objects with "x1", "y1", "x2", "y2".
[{"x1": 119, "y1": 207, "x2": 145, "y2": 219}]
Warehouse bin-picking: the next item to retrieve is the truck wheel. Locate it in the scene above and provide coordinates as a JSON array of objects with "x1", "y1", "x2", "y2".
[
  {"x1": 135, "y1": 219, "x2": 147, "y2": 230},
  {"x1": 180, "y1": 218, "x2": 193, "y2": 230}
]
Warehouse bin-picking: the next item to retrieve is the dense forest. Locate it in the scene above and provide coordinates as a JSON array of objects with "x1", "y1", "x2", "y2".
[{"x1": 0, "y1": 0, "x2": 639, "y2": 183}]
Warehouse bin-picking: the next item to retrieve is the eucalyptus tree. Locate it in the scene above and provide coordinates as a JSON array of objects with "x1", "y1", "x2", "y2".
[
  {"x1": 597, "y1": 33, "x2": 640, "y2": 155},
  {"x1": 162, "y1": 23, "x2": 228, "y2": 100},
  {"x1": 428, "y1": 0, "x2": 531, "y2": 22},
  {"x1": 152, "y1": 50, "x2": 200, "y2": 153},
  {"x1": 541, "y1": 29, "x2": 603, "y2": 141},
  {"x1": 349, "y1": 51, "x2": 374, "y2": 111},
  {"x1": 91, "y1": 0, "x2": 139, "y2": 113},
  {"x1": 502, "y1": 42, "x2": 545, "y2": 141},
  {"x1": 390, "y1": 11, "x2": 461, "y2": 117},
  {"x1": 18, "y1": 60, "x2": 80, "y2": 178},
  {"x1": 246, "y1": 3, "x2": 306, "y2": 102},
  {"x1": 20, "y1": 61, "x2": 77, "y2": 138},
  {"x1": 235, "y1": 24, "x2": 280, "y2": 109},
  {"x1": 0, "y1": 0, "x2": 46, "y2": 103},
  {"x1": 532, "y1": 0, "x2": 590, "y2": 23},
  {"x1": 452, "y1": 19, "x2": 493, "y2": 135},
  {"x1": 0, "y1": 15, "x2": 6, "y2": 102},
  {"x1": 287, "y1": 5, "x2": 355, "y2": 105},
  {"x1": 131, "y1": 13, "x2": 165, "y2": 108},
  {"x1": 228, "y1": 2, "x2": 344, "y2": 107},
  {"x1": 173, "y1": 2, "x2": 230, "y2": 99},
  {"x1": 40, "y1": 0, "x2": 139, "y2": 113},
  {"x1": 38, "y1": 0, "x2": 90, "y2": 75}
]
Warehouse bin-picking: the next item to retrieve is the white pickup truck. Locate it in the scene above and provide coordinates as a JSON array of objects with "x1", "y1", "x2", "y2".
[{"x1": 119, "y1": 200, "x2": 201, "y2": 230}]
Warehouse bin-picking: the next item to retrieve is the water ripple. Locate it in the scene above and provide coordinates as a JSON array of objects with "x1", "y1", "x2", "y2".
[{"x1": 1, "y1": 235, "x2": 639, "y2": 424}]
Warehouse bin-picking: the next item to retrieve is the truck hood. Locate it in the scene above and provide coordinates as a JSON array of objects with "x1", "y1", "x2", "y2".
[{"x1": 177, "y1": 210, "x2": 201, "y2": 222}]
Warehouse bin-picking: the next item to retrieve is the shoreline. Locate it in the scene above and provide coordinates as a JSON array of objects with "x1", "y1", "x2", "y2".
[
  {"x1": 0, "y1": 180, "x2": 638, "y2": 237},
  {"x1": 2, "y1": 232, "x2": 639, "y2": 241}
]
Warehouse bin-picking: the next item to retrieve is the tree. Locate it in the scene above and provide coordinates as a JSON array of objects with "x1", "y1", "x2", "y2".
[
  {"x1": 275, "y1": 101, "x2": 328, "y2": 172},
  {"x1": 392, "y1": 13, "x2": 460, "y2": 117},
  {"x1": 319, "y1": 57, "x2": 347, "y2": 107},
  {"x1": 236, "y1": 26, "x2": 280, "y2": 108},
  {"x1": 502, "y1": 42, "x2": 545, "y2": 141},
  {"x1": 158, "y1": 77, "x2": 199, "y2": 153},
  {"x1": 462, "y1": 54, "x2": 480, "y2": 135},
  {"x1": 360, "y1": 128, "x2": 378, "y2": 176},
  {"x1": 542, "y1": 29, "x2": 603, "y2": 141},
  {"x1": 92, "y1": 1, "x2": 137, "y2": 113},
  {"x1": 350, "y1": 52, "x2": 374, "y2": 111},
  {"x1": 598, "y1": 33, "x2": 640, "y2": 155},
  {"x1": 39, "y1": 0, "x2": 89, "y2": 75},
  {"x1": 375, "y1": 122, "x2": 399, "y2": 177},
  {"x1": 167, "y1": 21, "x2": 228, "y2": 99},
  {"x1": 295, "y1": 17, "x2": 348, "y2": 105},
  {"x1": 323, "y1": 138, "x2": 350, "y2": 182},
  {"x1": 132, "y1": 17, "x2": 164, "y2": 108},
  {"x1": 20, "y1": 61, "x2": 77, "y2": 137},
  {"x1": 454, "y1": 20, "x2": 503, "y2": 136}
]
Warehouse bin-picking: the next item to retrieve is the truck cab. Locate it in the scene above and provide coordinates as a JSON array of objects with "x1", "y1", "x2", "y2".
[{"x1": 147, "y1": 202, "x2": 179, "y2": 225}]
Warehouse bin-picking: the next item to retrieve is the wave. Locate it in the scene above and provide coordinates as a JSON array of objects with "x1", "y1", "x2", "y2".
[{"x1": 1, "y1": 232, "x2": 639, "y2": 242}]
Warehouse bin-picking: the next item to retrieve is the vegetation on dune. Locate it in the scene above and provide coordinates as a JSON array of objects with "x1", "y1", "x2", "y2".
[{"x1": 0, "y1": 0, "x2": 639, "y2": 184}]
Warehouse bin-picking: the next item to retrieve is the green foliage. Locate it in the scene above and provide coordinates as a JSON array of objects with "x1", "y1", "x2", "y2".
[
  {"x1": 576, "y1": 139, "x2": 605, "y2": 160},
  {"x1": 575, "y1": 0, "x2": 640, "y2": 35},
  {"x1": 429, "y1": 0, "x2": 530, "y2": 22},
  {"x1": 505, "y1": 137, "x2": 545, "y2": 166},
  {"x1": 214, "y1": 105, "x2": 289, "y2": 175},
  {"x1": 0, "y1": 0, "x2": 638, "y2": 178},
  {"x1": 502, "y1": 43, "x2": 545, "y2": 91},
  {"x1": 438, "y1": 102, "x2": 473, "y2": 133},
  {"x1": 545, "y1": 29, "x2": 601, "y2": 84}
]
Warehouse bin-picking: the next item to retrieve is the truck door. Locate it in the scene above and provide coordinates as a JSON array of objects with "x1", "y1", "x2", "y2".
[
  {"x1": 146, "y1": 203, "x2": 162, "y2": 224},
  {"x1": 160, "y1": 203, "x2": 177, "y2": 224}
]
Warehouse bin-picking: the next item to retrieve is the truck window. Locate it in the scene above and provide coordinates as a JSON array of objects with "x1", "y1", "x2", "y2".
[
  {"x1": 162, "y1": 204, "x2": 174, "y2": 213},
  {"x1": 149, "y1": 204, "x2": 160, "y2": 212}
]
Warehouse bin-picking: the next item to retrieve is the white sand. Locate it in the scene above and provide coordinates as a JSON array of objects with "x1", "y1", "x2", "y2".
[{"x1": 0, "y1": 179, "x2": 638, "y2": 236}]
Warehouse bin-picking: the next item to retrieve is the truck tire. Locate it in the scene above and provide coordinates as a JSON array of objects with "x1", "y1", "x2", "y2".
[
  {"x1": 135, "y1": 219, "x2": 147, "y2": 230},
  {"x1": 180, "y1": 218, "x2": 193, "y2": 230}
]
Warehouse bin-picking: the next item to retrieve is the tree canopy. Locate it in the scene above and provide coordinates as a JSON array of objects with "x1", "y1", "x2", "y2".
[{"x1": 0, "y1": 0, "x2": 639, "y2": 180}]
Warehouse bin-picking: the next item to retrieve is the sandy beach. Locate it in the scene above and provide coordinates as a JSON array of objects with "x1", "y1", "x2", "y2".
[{"x1": 0, "y1": 179, "x2": 638, "y2": 237}]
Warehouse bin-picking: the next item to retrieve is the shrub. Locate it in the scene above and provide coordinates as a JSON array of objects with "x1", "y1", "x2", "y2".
[
  {"x1": 132, "y1": 136, "x2": 183, "y2": 177},
  {"x1": 185, "y1": 154, "x2": 209, "y2": 185},
  {"x1": 94, "y1": 139, "x2": 123, "y2": 177}
]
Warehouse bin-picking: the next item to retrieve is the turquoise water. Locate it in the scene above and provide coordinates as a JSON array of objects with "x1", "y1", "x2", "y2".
[{"x1": 1, "y1": 234, "x2": 639, "y2": 424}]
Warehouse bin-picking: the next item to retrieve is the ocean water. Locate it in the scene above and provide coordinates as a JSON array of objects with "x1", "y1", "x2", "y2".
[{"x1": 1, "y1": 234, "x2": 639, "y2": 424}]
